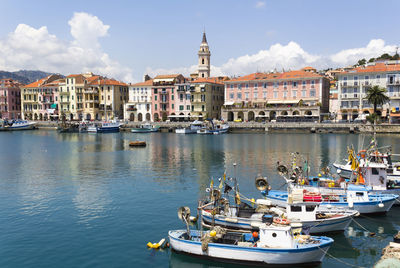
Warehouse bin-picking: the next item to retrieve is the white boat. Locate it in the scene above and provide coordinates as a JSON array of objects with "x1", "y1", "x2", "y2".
[
  {"x1": 6, "y1": 120, "x2": 36, "y2": 130},
  {"x1": 87, "y1": 121, "x2": 120, "y2": 133},
  {"x1": 201, "y1": 199, "x2": 357, "y2": 234},
  {"x1": 264, "y1": 185, "x2": 398, "y2": 214},
  {"x1": 169, "y1": 224, "x2": 333, "y2": 266},
  {"x1": 197, "y1": 122, "x2": 229, "y2": 135},
  {"x1": 176, "y1": 120, "x2": 203, "y2": 134},
  {"x1": 131, "y1": 123, "x2": 159, "y2": 133}
]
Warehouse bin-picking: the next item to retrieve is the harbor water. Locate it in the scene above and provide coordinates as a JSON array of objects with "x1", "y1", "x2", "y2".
[{"x1": 0, "y1": 130, "x2": 399, "y2": 267}]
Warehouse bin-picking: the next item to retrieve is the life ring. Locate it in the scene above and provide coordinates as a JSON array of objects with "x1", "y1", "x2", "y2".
[
  {"x1": 273, "y1": 217, "x2": 291, "y2": 225},
  {"x1": 359, "y1": 150, "x2": 366, "y2": 158}
]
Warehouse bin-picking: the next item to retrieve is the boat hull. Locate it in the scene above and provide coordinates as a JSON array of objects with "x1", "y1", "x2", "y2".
[
  {"x1": 169, "y1": 230, "x2": 332, "y2": 266},
  {"x1": 265, "y1": 190, "x2": 397, "y2": 214},
  {"x1": 131, "y1": 128, "x2": 158, "y2": 133},
  {"x1": 201, "y1": 211, "x2": 354, "y2": 234}
]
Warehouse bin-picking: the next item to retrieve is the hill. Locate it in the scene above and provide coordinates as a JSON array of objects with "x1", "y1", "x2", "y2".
[{"x1": 0, "y1": 70, "x2": 60, "y2": 85}]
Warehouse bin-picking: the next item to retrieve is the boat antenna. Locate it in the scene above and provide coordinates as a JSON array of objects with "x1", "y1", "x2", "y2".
[{"x1": 233, "y1": 163, "x2": 238, "y2": 209}]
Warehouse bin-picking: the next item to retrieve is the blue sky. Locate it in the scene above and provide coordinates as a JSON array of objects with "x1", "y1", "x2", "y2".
[{"x1": 1, "y1": 0, "x2": 399, "y2": 82}]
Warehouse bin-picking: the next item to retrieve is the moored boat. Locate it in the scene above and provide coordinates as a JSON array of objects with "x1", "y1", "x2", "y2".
[
  {"x1": 131, "y1": 123, "x2": 159, "y2": 133},
  {"x1": 87, "y1": 121, "x2": 120, "y2": 133},
  {"x1": 176, "y1": 120, "x2": 203, "y2": 134},
  {"x1": 5, "y1": 120, "x2": 36, "y2": 130},
  {"x1": 169, "y1": 221, "x2": 333, "y2": 266}
]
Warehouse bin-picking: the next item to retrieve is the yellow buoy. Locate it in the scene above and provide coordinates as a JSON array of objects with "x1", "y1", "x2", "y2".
[{"x1": 210, "y1": 230, "x2": 217, "y2": 237}]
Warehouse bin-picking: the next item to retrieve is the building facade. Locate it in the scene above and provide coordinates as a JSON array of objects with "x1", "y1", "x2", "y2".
[
  {"x1": 21, "y1": 74, "x2": 64, "y2": 120},
  {"x1": 191, "y1": 77, "x2": 225, "y2": 120},
  {"x1": 221, "y1": 67, "x2": 330, "y2": 121},
  {"x1": 58, "y1": 74, "x2": 86, "y2": 120},
  {"x1": 337, "y1": 61, "x2": 400, "y2": 122},
  {"x1": 83, "y1": 76, "x2": 128, "y2": 121},
  {"x1": 125, "y1": 79, "x2": 153, "y2": 122},
  {"x1": 0, "y1": 79, "x2": 22, "y2": 119},
  {"x1": 151, "y1": 74, "x2": 185, "y2": 121},
  {"x1": 172, "y1": 79, "x2": 192, "y2": 121}
]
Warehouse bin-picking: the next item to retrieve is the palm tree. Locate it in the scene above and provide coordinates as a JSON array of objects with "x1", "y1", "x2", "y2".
[{"x1": 365, "y1": 85, "x2": 389, "y2": 115}]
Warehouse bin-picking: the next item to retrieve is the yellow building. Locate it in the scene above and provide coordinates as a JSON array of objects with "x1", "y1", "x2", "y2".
[
  {"x1": 58, "y1": 74, "x2": 86, "y2": 120},
  {"x1": 190, "y1": 77, "x2": 226, "y2": 120},
  {"x1": 21, "y1": 74, "x2": 64, "y2": 120},
  {"x1": 83, "y1": 75, "x2": 128, "y2": 120}
]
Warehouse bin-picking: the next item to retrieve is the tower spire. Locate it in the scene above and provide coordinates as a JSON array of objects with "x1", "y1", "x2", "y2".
[{"x1": 202, "y1": 31, "x2": 207, "y2": 43}]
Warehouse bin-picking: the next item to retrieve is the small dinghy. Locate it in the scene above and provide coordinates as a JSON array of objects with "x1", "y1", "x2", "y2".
[
  {"x1": 169, "y1": 207, "x2": 334, "y2": 266},
  {"x1": 129, "y1": 141, "x2": 146, "y2": 147}
]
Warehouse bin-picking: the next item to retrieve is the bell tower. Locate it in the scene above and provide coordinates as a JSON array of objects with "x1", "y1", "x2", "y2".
[{"x1": 198, "y1": 31, "x2": 211, "y2": 78}]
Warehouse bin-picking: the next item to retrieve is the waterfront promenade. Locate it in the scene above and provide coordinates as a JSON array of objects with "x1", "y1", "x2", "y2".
[{"x1": 35, "y1": 121, "x2": 400, "y2": 133}]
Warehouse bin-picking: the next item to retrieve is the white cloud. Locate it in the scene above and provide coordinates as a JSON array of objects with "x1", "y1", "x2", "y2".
[
  {"x1": 0, "y1": 12, "x2": 133, "y2": 82},
  {"x1": 145, "y1": 39, "x2": 398, "y2": 78},
  {"x1": 330, "y1": 39, "x2": 396, "y2": 66},
  {"x1": 255, "y1": 1, "x2": 266, "y2": 9}
]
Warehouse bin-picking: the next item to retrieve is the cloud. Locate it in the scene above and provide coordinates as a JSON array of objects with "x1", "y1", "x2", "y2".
[
  {"x1": 255, "y1": 1, "x2": 266, "y2": 8},
  {"x1": 145, "y1": 39, "x2": 398, "y2": 78},
  {"x1": 0, "y1": 12, "x2": 133, "y2": 82}
]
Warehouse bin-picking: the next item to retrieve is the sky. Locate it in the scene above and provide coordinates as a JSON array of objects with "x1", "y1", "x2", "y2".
[{"x1": 0, "y1": 0, "x2": 400, "y2": 83}]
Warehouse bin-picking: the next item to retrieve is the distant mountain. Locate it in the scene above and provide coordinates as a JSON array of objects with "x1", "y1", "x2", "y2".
[{"x1": 0, "y1": 70, "x2": 63, "y2": 85}]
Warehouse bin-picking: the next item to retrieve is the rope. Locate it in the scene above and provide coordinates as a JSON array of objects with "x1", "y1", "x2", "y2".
[
  {"x1": 351, "y1": 217, "x2": 375, "y2": 236},
  {"x1": 318, "y1": 246, "x2": 366, "y2": 268}
]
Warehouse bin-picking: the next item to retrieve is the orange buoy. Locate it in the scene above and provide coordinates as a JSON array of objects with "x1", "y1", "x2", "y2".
[
  {"x1": 252, "y1": 232, "x2": 259, "y2": 238},
  {"x1": 129, "y1": 141, "x2": 146, "y2": 147}
]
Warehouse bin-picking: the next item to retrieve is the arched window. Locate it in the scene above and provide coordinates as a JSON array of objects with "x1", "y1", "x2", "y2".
[
  {"x1": 202, "y1": 73, "x2": 204, "y2": 78},
  {"x1": 202, "y1": 58, "x2": 205, "y2": 64}
]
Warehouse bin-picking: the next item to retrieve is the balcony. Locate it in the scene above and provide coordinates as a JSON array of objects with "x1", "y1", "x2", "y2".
[
  {"x1": 59, "y1": 90, "x2": 70, "y2": 95},
  {"x1": 59, "y1": 99, "x2": 70, "y2": 104},
  {"x1": 127, "y1": 106, "x2": 137, "y2": 111},
  {"x1": 84, "y1": 88, "x2": 99, "y2": 94},
  {"x1": 159, "y1": 90, "x2": 169, "y2": 95},
  {"x1": 160, "y1": 98, "x2": 169, "y2": 103},
  {"x1": 85, "y1": 99, "x2": 100, "y2": 104},
  {"x1": 99, "y1": 104, "x2": 112, "y2": 111}
]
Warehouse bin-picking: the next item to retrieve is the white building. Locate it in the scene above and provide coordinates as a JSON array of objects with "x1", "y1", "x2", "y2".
[
  {"x1": 337, "y1": 61, "x2": 400, "y2": 121},
  {"x1": 125, "y1": 79, "x2": 152, "y2": 122}
]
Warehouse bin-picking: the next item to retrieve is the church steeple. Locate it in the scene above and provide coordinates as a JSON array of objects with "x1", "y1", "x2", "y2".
[{"x1": 198, "y1": 31, "x2": 211, "y2": 78}]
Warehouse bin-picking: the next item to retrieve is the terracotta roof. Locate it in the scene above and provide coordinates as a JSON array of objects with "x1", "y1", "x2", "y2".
[
  {"x1": 341, "y1": 62, "x2": 400, "y2": 75},
  {"x1": 131, "y1": 79, "x2": 153, "y2": 87},
  {"x1": 226, "y1": 69, "x2": 323, "y2": 83},
  {"x1": 191, "y1": 77, "x2": 224, "y2": 85},
  {"x1": 23, "y1": 77, "x2": 47, "y2": 88},
  {"x1": 66, "y1": 74, "x2": 81, "y2": 78},
  {"x1": 154, "y1": 74, "x2": 181, "y2": 79},
  {"x1": 99, "y1": 79, "x2": 128, "y2": 86}
]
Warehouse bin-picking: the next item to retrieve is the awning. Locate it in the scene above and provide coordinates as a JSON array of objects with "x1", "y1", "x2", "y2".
[
  {"x1": 390, "y1": 113, "x2": 400, "y2": 117},
  {"x1": 224, "y1": 101, "x2": 234, "y2": 105},
  {"x1": 255, "y1": 115, "x2": 269, "y2": 118},
  {"x1": 168, "y1": 114, "x2": 188, "y2": 118},
  {"x1": 50, "y1": 104, "x2": 57, "y2": 109},
  {"x1": 267, "y1": 100, "x2": 299, "y2": 104}
]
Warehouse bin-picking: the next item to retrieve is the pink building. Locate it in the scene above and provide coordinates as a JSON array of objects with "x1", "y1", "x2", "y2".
[
  {"x1": 222, "y1": 67, "x2": 330, "y2": 121},
  {"x1": 0, "y1": 79, "x2": 22, "y2": 119},
  {"x1": 151, "y1": 74, "x2": 184, "y2": 121},
  {"x1": 171, "y1": 78, "x2": 192, "y2": 121}
]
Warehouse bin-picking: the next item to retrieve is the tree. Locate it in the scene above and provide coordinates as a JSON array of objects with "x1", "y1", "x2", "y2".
[
  {"x1": 365, "y1": 85, "x2": 390, "y2": 115},
  {"x1": 357, "y1": 58, "x2": 366, "y2": 66}
]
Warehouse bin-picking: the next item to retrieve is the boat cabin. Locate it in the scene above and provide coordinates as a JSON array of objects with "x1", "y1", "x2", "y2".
[
  {"x1": 258, "y1": 224, "x2": 297, "y2": 248},
  {"x1": 346, "y1": 185, "x2": 371, "y2": 203},
  {"x1": 286, "y1": 203, "x2": 318, "y2": 221},
  {"x1": 359, "y1": 163, "x2": 387, "y2": 190}
]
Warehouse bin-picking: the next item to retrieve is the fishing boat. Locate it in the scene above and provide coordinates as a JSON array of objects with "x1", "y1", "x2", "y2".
[
  {"x1": 176, "y1": 120, "x2": 203, "y2": 134},
  {"x1": 200, "y1": 175, "x2": 357, "y2": 234},
  {"x1": 263, "y1": 185, "x2": 398, "y2": 214},
  {"x1": 5, "y1": 120, "x2": 36, "y2": 130},
  {"x1": 169, "y1": 207, "x2": 333, "y2": 266},
  {"x1": 131, "y1": 123, "x2": 159, "y2": 133},
  {"x1": 87, "y1": 121, "x2": 121, "y2": 133},
  {"x1": 197, "y1": 120, "x2": 229, "y2": 135}
]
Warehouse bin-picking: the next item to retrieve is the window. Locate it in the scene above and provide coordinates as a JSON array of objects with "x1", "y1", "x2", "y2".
[
  {"x1": 273, "y1": 91, "x2": 278, "y2": 98},
  {"x1": 292, "y1": 90, "x2": 297, "y2": 98},
  {"x1": 237, "y1": 93, "x2": 242, "y2": 99},
  {"x1": 254, "y1": 83, "x2": 258, "y2": 88},
  {"x1": 154, "y1": 104, "x2": 157, "y2": 110},
  {"x1": 290, "y1": 206, "x2": 302, "y2": 212},
  {"x1": 254, "y1": 92, "x2": 258, "y2": 99},
  {"x1": 310, "y1": 90, "x2": 316, "y2": 97},
  {"x1": 306, "y1": 205, "x2": 316, "y2": 212},
  {"x1": 238, "y1": 84, "x2": 242, "y2": 90},
  {"x1": 171, "y1": 95, "x2": 174, "y2": 100},
  {"x1": 283, "y1": 91, "x2": 287, "y2": 98},
  {"x1": 274, "y1": 82, "x2": 278, "y2": 88},
  {"x1": 302, "y1": 90, "x2": 306, "y2": 97},
  {"x1": 202, "y1": 105, "x2": 205, "y2": 111},
  {"x1": 186, "y1": 105, "x2": 190, "y2": 110},
  {"x1": 245, "y1": 92, "x2": 249, "y2": 99},
  {"x1": 372, "y1": 168, "x2": 379, "y2": 175},
  {"x1": 311, "y1": 80, "x2": 315, "y2": 88},
  {"x1": 293, "y1": 81, "x2": 297, "y2": 88},
  {"x1": 230, "y1": 84, "x2": 233, "y2": 89},
  {"x1": 171, "y1": 104, "x2": 174, "y2": 109},
  {"x1": 245, "y1": 84, "x2": 249, "y2": 89},
  {"x1": 263, "y1": 91, "x2": 267, "y2": 99},
  {"x1": 263, "y1": 83, "x2": 267, "y2": 88},
  {"x1": 283, "y1": 82, "x2": 287, "y2": 89},
  {"x1": 155, "y1": 95, "x2": 157, "y2": 101},
  {"x1": 230, "y1": 93, "x2": 234, "y2": 99}
]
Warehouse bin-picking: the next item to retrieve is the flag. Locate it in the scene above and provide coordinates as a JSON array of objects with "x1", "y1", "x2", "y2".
[{"x1": 210, "y1": 178, "x2": 214, "y2": 189}]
